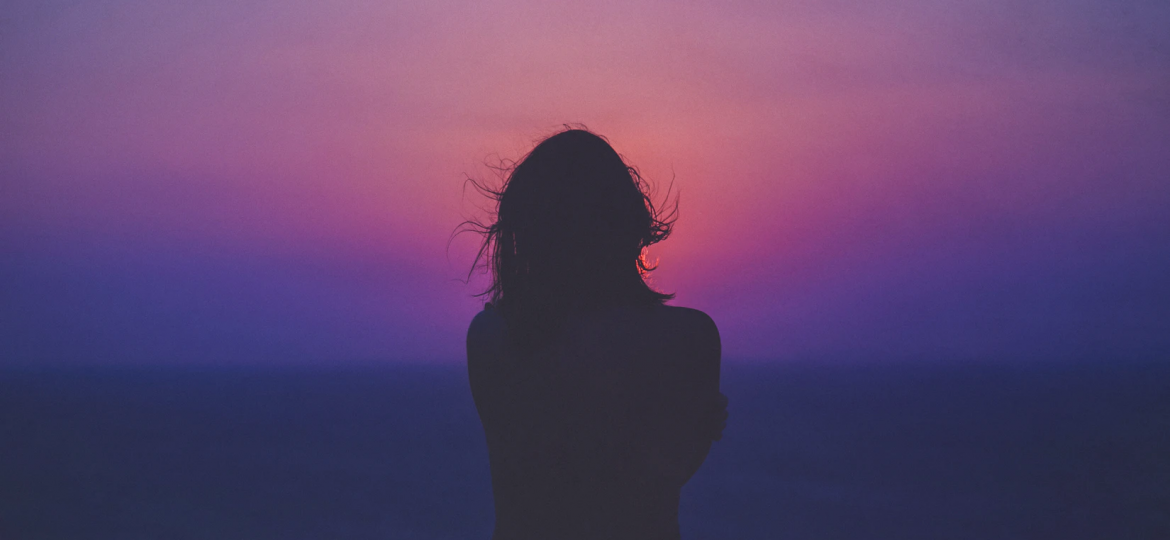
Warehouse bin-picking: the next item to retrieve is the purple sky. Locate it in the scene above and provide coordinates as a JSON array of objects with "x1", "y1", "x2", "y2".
[{"x1": 2, "y1": 0, "x2": 1168, "y2": 365}]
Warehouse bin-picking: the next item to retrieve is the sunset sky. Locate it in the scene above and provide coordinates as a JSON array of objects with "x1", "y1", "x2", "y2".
[{"x1": 2, "y1": 0, "x2": 1167, "y2": 365}]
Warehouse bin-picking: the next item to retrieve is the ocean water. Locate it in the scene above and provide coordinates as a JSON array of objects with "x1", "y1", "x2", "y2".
[{"x1": 1, "y1": 362, "x2": 1167, "y2": 540}]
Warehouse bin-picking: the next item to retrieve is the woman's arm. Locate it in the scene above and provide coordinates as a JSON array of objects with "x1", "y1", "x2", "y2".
[
  {"x1": 637, "y1": 309, "x2": 725, "y2": 486},
  {"x1": 466, "y1": 306, "x2": 508, "y2": 420}
]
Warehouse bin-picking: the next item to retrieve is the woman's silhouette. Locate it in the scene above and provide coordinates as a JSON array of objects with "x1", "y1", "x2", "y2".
[{"x1": 465, "y1": 129, "x2": 726, "y2": 539}]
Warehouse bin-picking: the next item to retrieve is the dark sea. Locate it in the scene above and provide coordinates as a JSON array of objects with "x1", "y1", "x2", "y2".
[{"x1": 2, "y1": 361, "x2": 1167, "y2": 540}]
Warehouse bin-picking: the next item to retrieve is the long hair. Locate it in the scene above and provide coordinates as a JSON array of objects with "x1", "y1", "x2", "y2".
[{"x1": 461, "y1": 128, "x2": 677, "y2": 359}]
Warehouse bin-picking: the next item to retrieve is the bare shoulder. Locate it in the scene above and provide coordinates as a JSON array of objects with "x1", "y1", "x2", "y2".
[
  {"x1": 652, "y1": 305, "x2": 721, "y2": 375},
  {"x1": 655, "y1": 305, "x2": 720, "y2": 346},
  {"x1": 466, "y1": 306, "x2": 506, "y2": 360}
]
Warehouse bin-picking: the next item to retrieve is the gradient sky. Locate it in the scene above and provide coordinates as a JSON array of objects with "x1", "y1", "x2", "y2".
[{"x1": 2, "y1": 0, "x2": 1168, "y2": 365}]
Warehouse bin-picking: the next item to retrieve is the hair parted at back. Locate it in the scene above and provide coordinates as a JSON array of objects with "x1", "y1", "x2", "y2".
[{"x1": 459, "y1": 127, "x2": 678, "y2": 359}]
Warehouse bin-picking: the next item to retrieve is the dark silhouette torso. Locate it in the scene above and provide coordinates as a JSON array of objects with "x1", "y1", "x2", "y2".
[{"x1": 467, "y1": 303, "x2": 725, "y2": 540}]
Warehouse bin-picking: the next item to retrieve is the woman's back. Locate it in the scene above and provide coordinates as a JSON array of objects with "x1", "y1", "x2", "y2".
[
  {"x1": 460, "y1": 128, "x2": 722, "y2": 538},
  {"x1": 467, "y1": 303, "x2": 725, "y2": 540}
]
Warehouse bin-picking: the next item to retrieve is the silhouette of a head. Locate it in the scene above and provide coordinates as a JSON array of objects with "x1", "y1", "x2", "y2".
[{"x1": 471, "y1": 128, "x2": 675, "y2": 356}]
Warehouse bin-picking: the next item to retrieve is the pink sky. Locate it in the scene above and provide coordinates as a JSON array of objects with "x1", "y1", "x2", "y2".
[{"x1": 2, "y1": 0, "x2": 1168, "y2": 364}]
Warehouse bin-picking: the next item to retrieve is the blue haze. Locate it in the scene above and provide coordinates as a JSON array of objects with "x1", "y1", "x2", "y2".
[{"x1": 2, "y1": 362, "x2": 1167, "y2": 539}]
